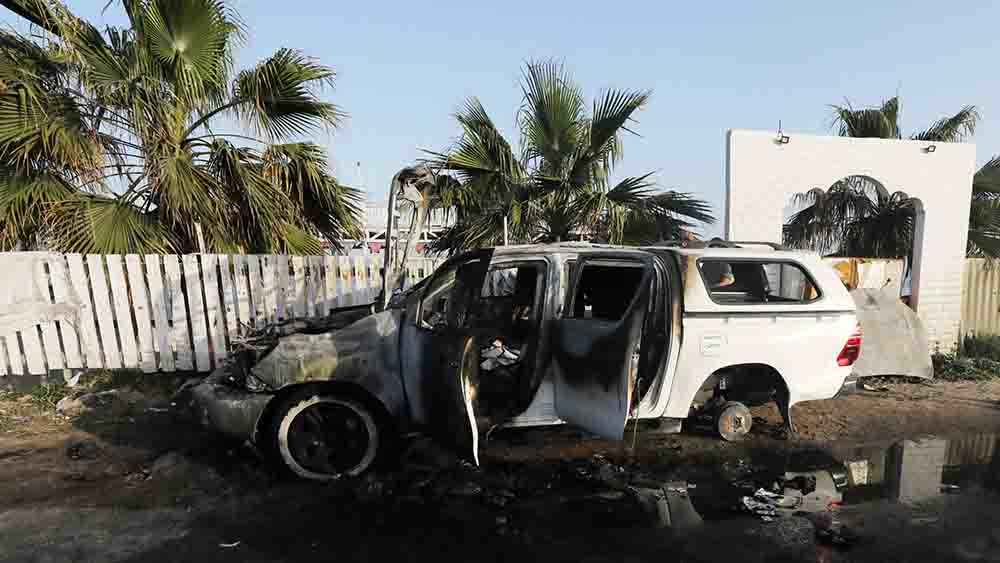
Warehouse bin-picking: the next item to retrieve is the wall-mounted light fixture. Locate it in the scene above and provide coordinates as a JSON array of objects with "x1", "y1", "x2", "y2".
[
  {"x1": 924, "y1": 144, "x2": 937, "y2": 153},
  {"x1": 775, "y1": 120, "x2": 790, "y2": 145}
]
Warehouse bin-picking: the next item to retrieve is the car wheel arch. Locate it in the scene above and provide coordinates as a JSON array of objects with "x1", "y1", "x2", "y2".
[{"x1": 689, "y1": 362, "x2": 791, "y2": 411}]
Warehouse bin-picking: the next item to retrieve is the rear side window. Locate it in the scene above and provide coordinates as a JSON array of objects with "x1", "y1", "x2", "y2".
[
  {"x1": 699, "y1": 260, "x2": 820, "y2": 304},
  {"x1": 571, "y1": 263, "x2": 645, "y2": 320}
]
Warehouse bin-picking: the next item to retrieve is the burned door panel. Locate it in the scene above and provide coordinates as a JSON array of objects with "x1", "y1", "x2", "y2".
[
  {"x1": 422, "y1": 331, "x2": 480, "y2": 464},
  {"x1": 552, "y1": 258, "x2": 654, "y2": 439}
]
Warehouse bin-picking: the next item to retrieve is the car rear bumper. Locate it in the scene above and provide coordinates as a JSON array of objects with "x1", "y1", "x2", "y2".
[{"x1": 834, "y1": 375, "x2": 860, "y2": 397}]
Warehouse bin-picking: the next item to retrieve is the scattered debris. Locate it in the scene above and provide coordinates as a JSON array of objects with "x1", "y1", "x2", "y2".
[
  {"x1": 56, "y1": 388, "x2": 147, "y2": 417},
  {"x1": 742, "y1": 492, "x2": 779, "y2": 521},
  {"x1": 860, "y1": 381, "x2": 891, "y2": 392},
  {"x1": 940, "y1": 484, "x2": 961, "y2": 494},
  {"x1": 449, "y1": 482, "x2": 484, "y2": 497},
  {"x1": 65, "y1": 438, "x2": 103, "y2": 461},
  {"x1": 815, "y1": 521, "x2": 859, "y2": 548},
  {"x1": 63, "y1": 371, "x2": 82, "y2": 388},
  {"x1": 911, "y1": 516, "x2": 940, "y2": 526},
  {"x1": 55, "y1": 396, "x2": 86, "y2": 416},
  {"x1": 845, "y1": 459, "x2": 869, "y2": 485}
]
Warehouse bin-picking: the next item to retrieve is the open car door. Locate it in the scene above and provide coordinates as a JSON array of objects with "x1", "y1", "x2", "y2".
[
  {"x1": 417, "y1": 253, "x2": 490, "y2": 465},
  {"x1": 552, "y1": 254, "x2": 655, "y2": 439}
]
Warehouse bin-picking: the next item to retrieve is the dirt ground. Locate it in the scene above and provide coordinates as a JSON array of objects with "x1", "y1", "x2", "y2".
[{"x1": 2, "y1": 378, "x2": 1000, "y2": 562}]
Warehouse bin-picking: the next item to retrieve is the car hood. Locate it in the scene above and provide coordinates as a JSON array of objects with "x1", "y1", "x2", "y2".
[{"x1": 250, "y1": 309, "x2": 404, "y2": 389}]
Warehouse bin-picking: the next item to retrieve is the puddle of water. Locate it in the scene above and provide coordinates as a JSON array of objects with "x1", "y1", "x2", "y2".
[{"x1": 678, "y1": 433, "x2": 1000, "y2": 521}]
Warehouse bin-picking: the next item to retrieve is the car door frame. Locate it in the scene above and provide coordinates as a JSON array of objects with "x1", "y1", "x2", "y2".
[{"x1": 399, "y1": 249, "x2": 493, "y2": 463}]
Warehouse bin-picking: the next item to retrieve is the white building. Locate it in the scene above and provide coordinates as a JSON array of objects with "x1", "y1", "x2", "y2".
[{"x1": 323, "y1": 201, "x2": 455, "y2": 256}]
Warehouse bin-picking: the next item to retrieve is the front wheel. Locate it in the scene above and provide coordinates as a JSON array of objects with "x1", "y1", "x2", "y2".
[{"x1": 272, "y1": 393, "x2": 381, "y2": 481}]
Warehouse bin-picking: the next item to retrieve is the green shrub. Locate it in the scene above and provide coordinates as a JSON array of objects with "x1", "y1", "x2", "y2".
[
  {"x1": 961, "y1": 334, "x2": 1000, "y2": 361},
  {"x1": 933, "y1": 353, "x2": 1000, "y2": 382}
]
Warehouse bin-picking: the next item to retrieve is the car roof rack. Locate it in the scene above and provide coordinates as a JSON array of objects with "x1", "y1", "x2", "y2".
[{"x1": 653, "y1": 238, "x2": 788, "y2": 251}]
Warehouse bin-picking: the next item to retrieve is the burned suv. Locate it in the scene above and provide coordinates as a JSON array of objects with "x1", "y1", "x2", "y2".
[{"x1": 178, "y1": 242, "x2": 863, "y2": 480}]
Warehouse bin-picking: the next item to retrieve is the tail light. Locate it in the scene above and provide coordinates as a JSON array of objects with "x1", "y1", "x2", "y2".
[{"x1": 837, "y1": 323, "x2": 862, "y2": 367}]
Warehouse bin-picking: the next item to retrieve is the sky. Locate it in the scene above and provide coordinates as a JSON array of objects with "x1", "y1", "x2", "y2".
[{"x1": 7, "y1": 0, "x2": 1000, "y2": 237}]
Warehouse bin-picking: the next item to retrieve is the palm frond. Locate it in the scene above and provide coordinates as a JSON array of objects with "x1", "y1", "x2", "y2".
[
  {"x1": 830, "y1": 98, "x2": 900, "y2": 139},
  {"x1": 973, "y1": 155, "x2": 1000, "y2": 199},
  {"x1": 517, "y1": 60, "x2": 584, "y2": 176},
  {"x1": 838, "y1": 191, "x2": 915, "y2": 258},
  {"x1": 783, "y1": 176, "x2": 886, "y2": 253},
  {"x1": 139, "y1": 0, "x2": 241, "y2": 104},
  {"x1": 48, "y1": 193, "x2": 175, "y2": 254},
  {"x1": 0, "y1": 0, "x2": 62, "y2": 35},
  {"x1": 261, "y1": 142, "x2": 363, "y2": 250},
  {"x1": 427, "y1": 98, "x2": 523, "y2": 181},
  {"x1": 968, "y1": 199, "x2": 1000, "y2": 258},
  {"x1": 232, "y1": 48, "x2": 342, "y2": 139},
  {"x1": 570, "y1": 87, "x2": 650, "y2": 185},
  {"x1": 0, "y1": 168, "x2": 74, "y2": 249},
  {"x1": 911, "y1": 105, "x2": 979, "y2": 142}
]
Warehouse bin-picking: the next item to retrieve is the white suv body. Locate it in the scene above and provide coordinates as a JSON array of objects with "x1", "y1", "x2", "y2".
[{"x1": 504, "y1": 243, "x2": 859, "y2": 435}]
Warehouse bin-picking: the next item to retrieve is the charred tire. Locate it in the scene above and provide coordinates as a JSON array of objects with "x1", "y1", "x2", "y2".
[
  {"x1": 271, "y1": 393, "x2": 381, "y2": 481},
  {"x1": 716, "y1": 401, "x2": 752, "y2": 442}
]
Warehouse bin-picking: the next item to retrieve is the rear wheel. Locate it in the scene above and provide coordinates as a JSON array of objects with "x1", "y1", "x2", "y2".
[
  {"x1": 273, "y1": 393, "x2": 381, "y2": 481},
  {"x1": 716, "y1": 401, "x2": 752, "y2": 442}
]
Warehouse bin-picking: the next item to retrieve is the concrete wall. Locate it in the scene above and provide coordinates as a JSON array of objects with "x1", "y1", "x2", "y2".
[{"x1": 726, "y1": 130, "x2": 976, "y2": 351}]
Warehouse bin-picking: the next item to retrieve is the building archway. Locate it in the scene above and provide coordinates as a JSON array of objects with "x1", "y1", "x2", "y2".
[
  {"x1": 726, "y1": 130, "x2": 973, "y2": 350},
  {"x1": 782, "y1": 174, "x2": 926, "y2": 308}
]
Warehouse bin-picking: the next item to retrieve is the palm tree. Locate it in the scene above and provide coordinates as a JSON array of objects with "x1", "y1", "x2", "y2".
[
  {"x1": 424, "y1": 61, "x2": 714, "y2": 253},
  {"x1": 829, "y1": 96, "x2": 978, "y2": 142},
  {"x1": 785, "y1": 96, "x2": 1000, "y2": 258},
  {"x1": 0, "y1": 0, "x2": 362, "y2": 254},
  {"x1": 784, "y1": 176, "x2": 916, "y2": 258},
  {"x1": 968, "y1": 156, "x2": 1000, "y2": 258}
]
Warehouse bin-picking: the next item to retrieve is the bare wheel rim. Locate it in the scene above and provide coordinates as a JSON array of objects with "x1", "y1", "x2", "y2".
[
  {"x1": 278, "y1": 397, "x2": 379, "y2": 480},
  {"x1": 718, "y1": 403, "x2": 751, "y2": 441}
]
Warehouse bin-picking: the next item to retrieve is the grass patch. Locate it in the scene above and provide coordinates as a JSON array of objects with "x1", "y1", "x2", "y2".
[{"x1": 25, "y1": 383, "x2": 70, "y2": 408}]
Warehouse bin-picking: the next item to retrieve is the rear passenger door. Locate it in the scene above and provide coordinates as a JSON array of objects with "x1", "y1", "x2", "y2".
[{"x1": 552, "y1": 254, "x2": 655, "y2": 439}]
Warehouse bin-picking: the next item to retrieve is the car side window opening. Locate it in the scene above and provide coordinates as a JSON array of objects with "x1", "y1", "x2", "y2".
[
  {"x1": 571, "y1": 263, "x2": 645, "y2": 320},
  {"x1": 700, "y1": 260, "x2": 820, "y2": 304},
  {"x1": 419, "y1": 258, "x2": 485, "y2": 329}
]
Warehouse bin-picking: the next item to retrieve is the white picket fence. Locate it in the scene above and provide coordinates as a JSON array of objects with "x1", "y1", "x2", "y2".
[{"x1": 0, "y1": 253, "x2": 444, "y2": 376}]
